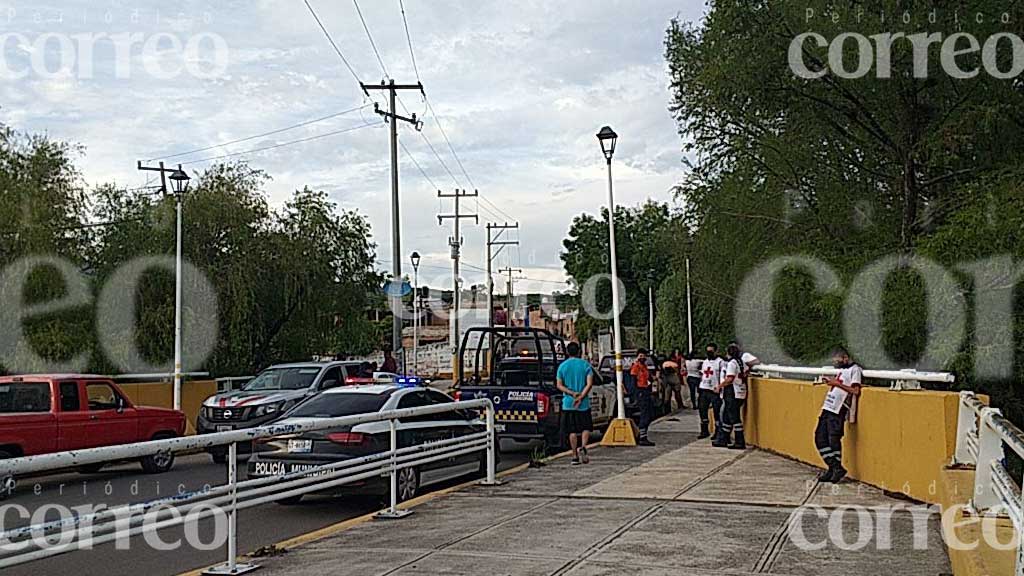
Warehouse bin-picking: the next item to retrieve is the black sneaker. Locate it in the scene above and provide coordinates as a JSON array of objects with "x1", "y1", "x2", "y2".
[
  {"x1": 570, "y1": 456, "x2": 581, "y2": 466},
  {"x1": 697, "y1": 432, "x2": 710, "y2": 439},
  {"x1": 727, "y1": 443, "x2": 746, "y2": 450},
  {"x1": 638, "y1": 437, "x2": 656, "y2": 447},
  {"x1": 817, "y1": 468, "x2": 834, "y2": 483},
  {"x1": 580, "y1": 447, "x2": 590, "y2": 464},
  {"x1": 829, "y1": 467, "x2": 847, "y2": 483}
]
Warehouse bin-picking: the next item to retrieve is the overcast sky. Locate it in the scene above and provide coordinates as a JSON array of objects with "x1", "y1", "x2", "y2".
[{"x1": 2, "y1": 0, "x2": 703, "y2": 292}]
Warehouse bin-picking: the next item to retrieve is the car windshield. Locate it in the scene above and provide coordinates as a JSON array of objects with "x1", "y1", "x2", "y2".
[
  {"x1": 288, "y1": 393, "x2": 389, "y2": 418},
  {"x1": 243, "y1": 367, "x2": 321, "y2": 391}
]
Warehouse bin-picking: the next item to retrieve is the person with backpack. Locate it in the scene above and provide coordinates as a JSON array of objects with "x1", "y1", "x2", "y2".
[{"x1": 813, "y1": 347, "x2": 862, "y2": 483}]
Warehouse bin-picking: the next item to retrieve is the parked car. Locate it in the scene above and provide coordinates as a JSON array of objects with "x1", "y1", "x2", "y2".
[
  {"x1": 454, "y1": 327, "x2": 617, "y2": 452},
  {"x1": 0, "y1": 374, "x2": 185, "y2": 474},
  {"x1": 247, "y1": 383, "x2": 494, "y2": 504},
  {"x1": 198, "y1": 361, "x2": 364, "y2": 463}
]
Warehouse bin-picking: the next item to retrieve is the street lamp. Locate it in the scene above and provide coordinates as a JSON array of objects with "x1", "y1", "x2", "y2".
[
  {"x1": 410, "y1": 251, "x2": 421, "y2": 376},
  {"x1": 596, "y1": 126, "x2": 636, "y2": 447},
  {"x1": 168, "y1": 166, "x2": 190, "y2": 411}
]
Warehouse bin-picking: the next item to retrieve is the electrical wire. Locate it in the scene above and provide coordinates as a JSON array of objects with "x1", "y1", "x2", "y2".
[
  {"x1": 353, "y1": 0, "x2": 391, "y2": 79},
  {"x1": 179, "y1": 121, "x2": 383, "y2": 166},
  {"x1": 398, "y1": 0, "x2": 421, "y2": 82},
  {"x1": 147, "y1": 104, "x2": 371, "y2": 162},
  {"x1": 304, "y1": 0, "x2": 365, "y2": 88}
]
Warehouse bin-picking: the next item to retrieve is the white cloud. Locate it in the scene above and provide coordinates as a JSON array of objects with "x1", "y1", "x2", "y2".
[{"x1": 4, "y1": 0, "x2": 702, "y2": 287}]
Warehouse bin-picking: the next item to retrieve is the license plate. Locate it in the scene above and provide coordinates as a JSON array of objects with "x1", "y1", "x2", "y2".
[
  {"x1": 288, "y1": 439, "x2": 312, "y2": 453},
  {"x1": 216, "y1": 425, "x2": 233, "y2": 432}
]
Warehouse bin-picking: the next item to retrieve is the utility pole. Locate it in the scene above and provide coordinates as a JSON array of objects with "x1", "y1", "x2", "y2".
[
  {"x1": 137, "y1": 161, "x2": 189, "y2": 411},
  {"x1": 361, "y1": 79, "x2": 424, "y2": 373},
  {"x1": 500, "y1": 266, "x2": 523, "y2": 326},
  {"x1": 438, "y1": 189, "x2": 478, "y2": 370},
  {"x1": 486, "y1": 223, "x2": 519, "y2": 328}
]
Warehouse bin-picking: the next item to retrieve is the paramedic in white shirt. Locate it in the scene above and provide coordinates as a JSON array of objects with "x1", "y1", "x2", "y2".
[
  {"x1": 697, "y1": 343, "x2": 726, "y2": 439},
  {"x1": 813, "y1": 347, "x2": 862, "y2": 484},
  {"x1": 713, "y1": 343, "x2": 751, "y2": 449}
]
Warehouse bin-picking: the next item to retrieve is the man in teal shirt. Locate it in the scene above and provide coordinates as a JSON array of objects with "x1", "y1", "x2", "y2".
[{"x1": 556, "y1": 342, "x2": 594, "y2": 465}]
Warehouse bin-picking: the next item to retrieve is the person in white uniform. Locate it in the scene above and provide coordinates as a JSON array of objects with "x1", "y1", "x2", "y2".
[
  {"x1": 713, "y1": 343, "x2": 753, "y2": 449},
  {"x1": 813, "y1": 347, "x2": 862, "y2": 483},
  {"x1": 697, "y1": 343, "x2": 725, "y2": 439}
]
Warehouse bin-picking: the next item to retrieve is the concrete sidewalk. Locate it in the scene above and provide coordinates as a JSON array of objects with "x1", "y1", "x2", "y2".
[{"x1": 251, "y1": 412, "x2": 951, "y2": 576}]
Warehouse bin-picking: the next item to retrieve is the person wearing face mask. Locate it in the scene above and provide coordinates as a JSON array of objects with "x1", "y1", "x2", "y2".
[
  {"x1": 813, "y1": 347, "x2": 862, "y2": 483},
  {"x1": 697, "y1": 343, "x2": 725, "y2": 439},
  {"x1": 630, "y1": 348, "x2": 656, "y2": 446},
  {"x1": 713, "y1": 343, "x2": 748, "y2": 449}
]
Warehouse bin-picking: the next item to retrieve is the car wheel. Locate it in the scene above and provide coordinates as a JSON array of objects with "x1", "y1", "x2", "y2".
[
  {"x1": 78, "y1": 463, "x2": 105, "y2": 474},
  {"x1": 141, "y1": 434, "x2": 176, "y2": 474},
  {"x1": 397, "y1": 466, "x2": 419, "y2": 502}
]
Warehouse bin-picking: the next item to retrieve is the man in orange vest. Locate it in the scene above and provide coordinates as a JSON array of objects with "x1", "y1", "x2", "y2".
[{"x1": 630, "y1": 349, "x2": 656, "y2": 446}]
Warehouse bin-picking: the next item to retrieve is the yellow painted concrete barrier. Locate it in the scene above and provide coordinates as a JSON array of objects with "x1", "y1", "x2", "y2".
[
  {"x1": 938, "y1": 467, "x2": 1017, "y2": 576},
  {"x1": 745, "y1": 377, "x2": 962, "y2": 504},
  {"x1": 119, "y1": 380, "x2": 218, "y2": 435}
]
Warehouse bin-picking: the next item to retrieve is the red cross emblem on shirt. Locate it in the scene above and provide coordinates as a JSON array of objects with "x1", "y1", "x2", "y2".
[{"x1": 703, "y1": 366, "x2": 715, "y2": 378}]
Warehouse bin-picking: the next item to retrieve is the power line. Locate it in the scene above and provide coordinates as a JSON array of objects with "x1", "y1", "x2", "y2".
[
  {"x1": 147, "y1": 104, "x2": 371, "y2": 162},
  {"x1": 303, "y1": 0, "x2": 365, "y2": 90},
  {"x1": 398, "y1": 0, "x2": 421, "y2": 82},
  {"x1": 398, "y1": 139, "x2": 439, "y2": 190},
  {"x1": 353, "y1": 0, "x2": 390, "y2": 79},
  {"x1": 179, "y1": 121, "x2": 383, "y2": 166}
]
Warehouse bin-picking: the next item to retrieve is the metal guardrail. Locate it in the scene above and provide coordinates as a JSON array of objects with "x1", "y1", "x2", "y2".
[
  {"x1": 953, "y1": 391, "x2": 1024, "y2": 576},
  {"x1": 753, "y1": 364, "x2": 955, "y2": 389},
  {"x1": 0, "y1": 397, "x2": 497, "y2": 574}
]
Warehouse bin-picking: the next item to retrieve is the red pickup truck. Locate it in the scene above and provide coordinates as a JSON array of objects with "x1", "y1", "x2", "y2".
[{"x1": 0, "y1": 375, "x2": 186, "y2": 474}]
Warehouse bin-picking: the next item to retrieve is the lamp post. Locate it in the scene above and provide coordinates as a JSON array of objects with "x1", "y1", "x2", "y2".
[
  {"x1": 410, "y1": 251, "x2": 421, "y2": 376},
  {"x1": 596, "y1": 126, "x2": 636, "y2": 447},
  {"x1": 168, "y1": 166, "x2": 190, "y2": 411}
]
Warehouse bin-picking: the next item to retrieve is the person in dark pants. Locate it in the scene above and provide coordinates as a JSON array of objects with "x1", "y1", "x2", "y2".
[
  {"x1": 713, "y1": 344, "x2": 747, "y2": 449},
  {"x1": 685, "y1": 353, "x2": 701, "y2": 410},
  {"x1": 630, "y1": 349, "x2": 656, "y2": 446},
  {"x1": 697, "y1": 343, "x2": 725, "y2": 439},
  {"x1": 814, "y1": 348, "x2": 862, "y2": 483},
  {"x1": 661, "y1": 348, "x2": 686, "y2": 411}
]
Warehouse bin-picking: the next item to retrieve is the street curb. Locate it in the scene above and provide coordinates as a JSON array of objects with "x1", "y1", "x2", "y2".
[
  {"x1": 175, "y1": 441, "x2": 596, "y2": 576},
  {"x1": 176, "y1": 409, "x2": 695, "y2": 576}
]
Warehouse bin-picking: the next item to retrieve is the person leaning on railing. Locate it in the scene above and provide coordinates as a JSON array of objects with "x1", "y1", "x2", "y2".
[{"x1": 813, "y1": 347, "x2": 862, "y2": 484}]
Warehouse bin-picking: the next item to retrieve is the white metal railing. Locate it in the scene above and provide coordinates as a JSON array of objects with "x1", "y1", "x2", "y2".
[
  {"x1": 0, "y1": 397, "x2": 497, "y2": 574},
  {"x1": 753, "y1": 364, "x2": 955, "y2": 389},
  {"x1": 954, "y1": 391, "x2": 1024, "y2": 576}
]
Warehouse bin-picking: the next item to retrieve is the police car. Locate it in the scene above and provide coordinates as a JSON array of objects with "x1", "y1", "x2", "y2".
[
  {"x1": 454, "y1": 327, "x2": 616, "y2": 452},
  {"x1": 247, "y1": 383, "x2": 494, "y2": 504}
]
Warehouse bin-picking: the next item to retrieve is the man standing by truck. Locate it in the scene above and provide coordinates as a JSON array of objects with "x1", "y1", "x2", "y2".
[
  {"x1": 556, "y1": 342, "x2": 595, "y2": 465},
  {"x1": 630, "y1": 349, "x2": 656, "y2": 446}
]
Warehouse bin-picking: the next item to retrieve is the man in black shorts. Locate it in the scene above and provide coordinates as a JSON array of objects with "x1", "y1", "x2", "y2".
[{"x1": 556, "y1": 342, "x2": 595, "y2": 465}]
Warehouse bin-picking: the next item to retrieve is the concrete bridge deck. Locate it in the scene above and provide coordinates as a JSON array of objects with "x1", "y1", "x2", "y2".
[{"x1": 248, "y1": 412, "x2": 951, "y2": 576}]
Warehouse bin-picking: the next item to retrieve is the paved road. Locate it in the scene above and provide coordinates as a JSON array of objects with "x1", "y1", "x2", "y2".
[{"x1": 2, "y1": 441, "x2": 534, "y2": 576}]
